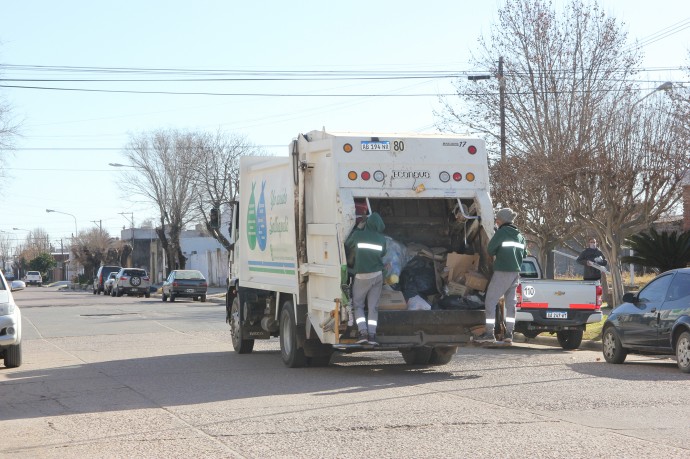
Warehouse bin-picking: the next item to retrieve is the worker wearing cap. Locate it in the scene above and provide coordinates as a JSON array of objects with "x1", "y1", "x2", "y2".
[{"x1": 474, "y1": 207, "x2": 527, "y2": 345}]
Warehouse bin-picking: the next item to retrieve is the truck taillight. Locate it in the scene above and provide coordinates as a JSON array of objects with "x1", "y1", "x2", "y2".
[
  {"x1": 439, "y1": 171, "x2": 450, "y2": 182},
  {"x1": 516, "y1": 283, "x2": 522, "y2": 308},
  {"x1": 465, "y1": 172, "x2": 475, "y2": 182},
  {"x1": 373, "y1": 170, "x2": 384, "y2": 182},
  {"x1": 596, "y1": 285, "x2": 602, "y2": 308},
  {"x1": 201, "y1": 282, "x2": 208, "y2": 287},
  {"x1": 173, "y1": 281, "x2": 179, "y2": 287},
  {"x1": 468, "y1": 145, "x2": 477, "y2": 154},
  {"x1": 453, "y1": 172, "x2": 462, "y2": 181},
  {"x1": 361, "y1": 171, "x2": 371, "y2": 181},
  {"x1": 348, "y1": 171, "x2": 357, "y2": 180}
]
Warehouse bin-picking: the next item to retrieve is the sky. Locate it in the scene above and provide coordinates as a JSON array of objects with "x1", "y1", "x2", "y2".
[{"x1": 0, "y1": 0, "x2": 688, "y2": 249}]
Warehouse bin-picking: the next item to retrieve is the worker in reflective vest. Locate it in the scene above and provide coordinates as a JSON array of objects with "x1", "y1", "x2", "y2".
[
  {"x1": 345, "y1": 212, "x2": 387, "y2": 346},
  {"x1": 474, "y1": 207, "x2": 527, "y2": 345}
]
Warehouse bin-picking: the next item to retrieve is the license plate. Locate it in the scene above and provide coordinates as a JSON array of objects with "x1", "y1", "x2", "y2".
[
  {"x1": 186, "y1": 289, "x2": 195, "y2": 293},
  {"x1": 361, "y1": 141, "x2": 390, "y2": 151},
  {"x1": 130, "y1": 288, "x2": 138, "y2": 292},
  {"x1": 546, "y1": 311, "x2": 568, "y2": 319}
]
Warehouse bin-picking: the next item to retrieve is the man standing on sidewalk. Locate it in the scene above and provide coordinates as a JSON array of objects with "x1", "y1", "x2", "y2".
[{"x1": 474, "y1": 208, "x2": 528, "y2": 345}]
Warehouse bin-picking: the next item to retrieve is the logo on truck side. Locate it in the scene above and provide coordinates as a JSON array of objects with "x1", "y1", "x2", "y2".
[{"x1": 246, "y1": 180, "x2": 268, "y2": 251}]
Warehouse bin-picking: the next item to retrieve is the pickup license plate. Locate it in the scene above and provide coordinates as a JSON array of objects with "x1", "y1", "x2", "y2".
[
  {"x1": 186, "y1": 289, "x2": 195, "y2": 293},
  {"x1": 130, "y1": 288, "x2": 138, "y2": 292},
  {"x1": 546, "y1": 311, "x2": 568, "y2": 319}
]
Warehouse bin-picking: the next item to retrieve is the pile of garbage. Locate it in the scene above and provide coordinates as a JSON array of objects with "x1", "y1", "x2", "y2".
[{"x1": 380, "y1": 236, "x2": 487, "y2": 311}]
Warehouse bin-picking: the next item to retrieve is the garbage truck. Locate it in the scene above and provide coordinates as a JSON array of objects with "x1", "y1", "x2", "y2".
[{"x1": 226, "y1": 129, "x2": 496, "y2": 367}]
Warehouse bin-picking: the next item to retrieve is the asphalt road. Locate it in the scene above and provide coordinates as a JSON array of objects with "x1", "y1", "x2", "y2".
[{"x1": 2, "y1": 287, "x2": 688, "y2": 458}]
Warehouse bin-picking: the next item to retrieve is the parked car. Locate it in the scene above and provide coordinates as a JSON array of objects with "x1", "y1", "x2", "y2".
[
  {"x1": 112, "y1": 268, "x2": 151, "y2": 298},
  {"x1": 0, "y1": 270, "x2": 22, "y2": 368},
  {"x1": 602, "y1": 268, "x2": 690, "y2": 373},
  {"x1": 93, "y1": 265, "x2": 121, "y2": 295},
  {"x1": 162, "y1": 269, "x2": 208, "y2": 302},
  {"x1": 24, "y1": 271, "x2": 42, "y2": 287},
  {"x1": 103, "y1": 272, "x2": 118, "y2": 296}
]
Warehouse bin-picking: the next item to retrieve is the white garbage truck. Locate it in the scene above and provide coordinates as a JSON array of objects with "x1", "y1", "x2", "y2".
[{"x1": 226, "y1": 129, "x2": 496, "y2": 367}]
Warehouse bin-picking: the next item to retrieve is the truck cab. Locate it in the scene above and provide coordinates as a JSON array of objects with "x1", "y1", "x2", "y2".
[{"x1": 227, "y1": 130, "x2": 496, "y2": 367}]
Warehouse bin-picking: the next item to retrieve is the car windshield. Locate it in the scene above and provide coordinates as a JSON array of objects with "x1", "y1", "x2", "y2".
[
  {"x1": 176, "y1": 270, "x2": 205, "y2": 280},
  {"x1": 123, "y1": 270, "x2": 147, "y2": 276},
  {"x1": 28, "y1": 271, "x2": 40, "y2": 276}
]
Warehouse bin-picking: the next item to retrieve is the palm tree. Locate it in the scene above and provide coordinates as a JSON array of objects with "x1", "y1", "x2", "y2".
[{"x1": 621, "y1": 228, "x2": 690, "y2": 273}]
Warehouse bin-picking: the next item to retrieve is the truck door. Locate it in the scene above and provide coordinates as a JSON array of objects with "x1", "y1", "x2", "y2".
[{"x1": 302, "y1": 141, "x2": 345, "y2": 340}]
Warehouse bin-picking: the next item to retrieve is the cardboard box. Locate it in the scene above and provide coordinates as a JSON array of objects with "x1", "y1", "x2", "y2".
[
  {"x1": 464, "y1": 270, "x2": 489, "y2": 292},
  {"x1": 378, "y1": 289, "x2": 407, "y2": 310},
  {"x1": 446, "y1": 253, "x2": 479, "y2": 282}
]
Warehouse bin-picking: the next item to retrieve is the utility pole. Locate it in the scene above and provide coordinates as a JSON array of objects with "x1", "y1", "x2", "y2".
[
  {"x1": 468, "y1": 56, "x2": 506, "y2": 162},
  {"x1": 498, "y1": 56, "x2": 506, "y2": 162},
  {"x1": 91, "y1": 220, "x2": 102, "y2": 233}
]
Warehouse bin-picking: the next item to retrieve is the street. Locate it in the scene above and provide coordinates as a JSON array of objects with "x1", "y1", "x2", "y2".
[{"x1": 1, "y1": 287, "x2": 689, "y2": 458}]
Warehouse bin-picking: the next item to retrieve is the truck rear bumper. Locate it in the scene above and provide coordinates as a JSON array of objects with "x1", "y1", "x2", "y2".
[
  {"x1": 376, "y1": 310, "x2": 485, "y2": 345},
  {"x1": 516, "y1": 309, "x2": 602, "y2": 329}
]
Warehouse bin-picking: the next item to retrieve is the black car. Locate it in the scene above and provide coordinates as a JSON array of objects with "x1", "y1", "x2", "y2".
[
  {"x1": 93, "y1": 265, "x2": 121, "y2": 295},
  {"x1": 162, "y1": 269, "x2": 208, "y2": 302},
  {"x1": 602, "y1": 268, "x2": 690, "y2": 373}
]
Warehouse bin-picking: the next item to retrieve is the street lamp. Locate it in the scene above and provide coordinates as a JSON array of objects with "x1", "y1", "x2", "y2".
[
  {"x1": 632, "y1": 81, "x2": 673, "y2": 107},
  {"x1": 46, "y1": 209, "x2": 78, "y2": 238}
]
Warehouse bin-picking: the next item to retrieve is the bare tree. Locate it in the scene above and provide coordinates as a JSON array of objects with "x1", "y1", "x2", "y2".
[
  {"x1": 0, "y1": 92, "x2": 21, "y2": 183},
  {"x1": 71, "y1": 228, "x2": 124, "y2": 279},
  {"x1": 0, "y1": 233, "x2": 12, "y2": 275},
  {"x1": 121, "y1": 129, "x2": 199, "y2": 274},
  {"x1": 436, "y1": 0, "x2": 690, "y2": 303},
  {"x1": 192, "y1": 130, "x2": 266, "y2": 251},
  {"x1": 562, "y1": 92, "x2": 690, "y2": 304}
]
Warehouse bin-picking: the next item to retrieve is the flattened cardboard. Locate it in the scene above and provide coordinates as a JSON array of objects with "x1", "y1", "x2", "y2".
[
  {"x1": 446, "y1": 253, "x2": 479, "y2": 282},
  {"x1": 378, "y1": 289, "x2": 407, "y2": 310},
  {"x1": 465, "y1": 270, "x2": 489, "y2": 292}
]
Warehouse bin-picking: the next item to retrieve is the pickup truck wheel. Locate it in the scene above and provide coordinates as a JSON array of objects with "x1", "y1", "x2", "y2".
[
  {"x1": 602, "y1": 327, "x2": 628, "y2": 364},
  {"x1": 557, "y1": 329, "x2": 583, "y2": 349},
  {"x1": 170, "y1": 294, "x2": 175, "y2": 302},
  {"x1": 145, "y1": 292, "x2": 150, "y2": 298},
  {"x1": 428, "y1": 346, "x2": 457, "y2": 365},
  {"x1": 116, "y1": 289, "x2": 123, "y2": 297},
  {"x1": 162, "y1": 293, "x2": 167, "y2": 302},
  {"x1": 200, "y1": 295, "x2": 207, "y2": 303},
  {"x1": 401, "y1": 347, "x2": 432, "y2": 365},
  {"x1": 280, "y1": 302, "x2": 306, "y2": 368},
  {"x1": 4, "y1": 343, "x2": 22, "y2": 368},
  {"x1": 675, "y1": 331, "x2": 690, "y2": 373},
  {"x1": 230, "y1": 296, "x2": 254, "y2": 354}
]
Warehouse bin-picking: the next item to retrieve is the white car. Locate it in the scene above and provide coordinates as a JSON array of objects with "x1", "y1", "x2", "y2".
[
  {"x1": 25, "y1": 270, "x2": 42, "y2": 287},
  {"x1": 0, "y1": 271, "x2": 22, "y2": 368}
]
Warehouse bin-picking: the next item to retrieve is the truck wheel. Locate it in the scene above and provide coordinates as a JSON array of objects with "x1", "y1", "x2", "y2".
[
  {"x1": 162, "y1": 293, "x2": 167, "y2": 302},
  {"x1": 200, "y1": 295, "x2": 207, "y2": 303},
  {"x1": 401, "y1": 347, "x2": 432, "y2": 365},
  {"x1": 93, "y1": 288, "x2": 98, "y2": 295},
  {"x1": 557, "y1": 329, "x2": 583, "y2": 350},
  {"x1": 230, "y1": 296, "x2": 254, "y2": 354},
  {"x1": 4, "y1": 343, "x2": 22, "y2": 368},
  {"x1": 675, "y1": 331, "x2": 690, "y2": 373},
  {"x1": 111, "y1": 288, "x2": 116, "y2": 297},
  {"x1": 602, "y1": 327, "x2": 628, "y2": 364},
  {"x1": 116, "y1": 289, "x2": 123, "y2": 297},
  {"x1": 145, "y1": 292, "x2": 150, "y2": 298},
  {"x1": 428, "y1": 346, "x2": 457, "y2": 365},
  {"x1": 170, "y1": 294, "x2": 175, "y2": 302},
  {"x1": 280, "y1": 302, "x2": 306, "y2": 368}
]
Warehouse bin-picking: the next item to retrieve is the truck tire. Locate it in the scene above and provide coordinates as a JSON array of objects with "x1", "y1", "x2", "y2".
[
  {"x1": 200, "y1": 295, "x2": 207, "y2": 303},
  {"x1": 4, "y1": 343, "x2": 22, "y2": 368},
  {"x1": 602, "y1": 327, "x2": 628, "y2": 364},
  {"x1": 93, "y1": 288, "x2": 98, "y2": 295},
  {"x1": 675, "y1": 331, "x2": 690, "y2": 373},
  {"x1": 162, "y1": 293, "x2": 167, "y2": 302},
  {"x1": 170, "y1": 294, "x2": 175, "y2": 302},
  {"x1": 428, "y1": 346, "x2": 457, "y2": 365},
  {"x1": 280, "y1": 302, "x2": 306, "y2": 368},
  {"x1": 145, "y1": 292, "x2": 150, "y2": 298},
  {"x1": 230, "y1": 296, "x2": 254, "y2": 354},
  {"x1": 400, "y1": 347, "x2": 432, "y2": 365},
  {"x1": 557, "y1": 329, "x2": 583, "y2": 350}
]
